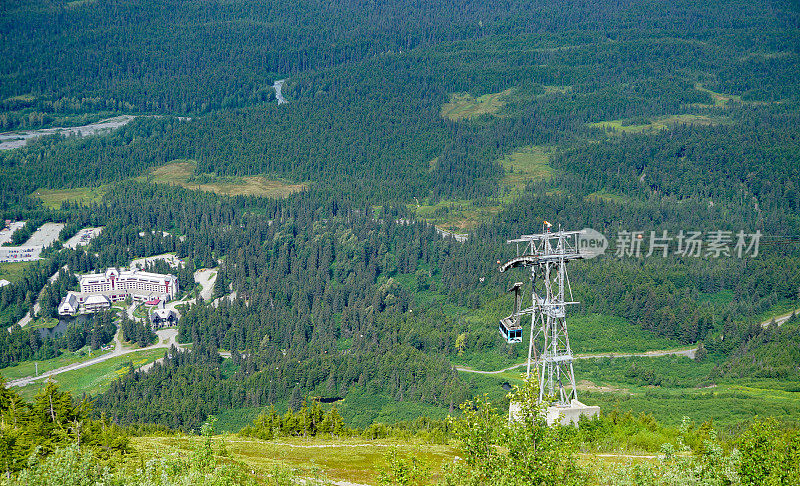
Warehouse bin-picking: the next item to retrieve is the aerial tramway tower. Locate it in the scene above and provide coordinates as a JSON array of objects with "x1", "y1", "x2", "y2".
[{"x1": 498, "y1": 223, "x2": 600, "y2": 424}]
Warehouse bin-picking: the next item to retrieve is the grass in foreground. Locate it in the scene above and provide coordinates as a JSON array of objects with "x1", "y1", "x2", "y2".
[
  {"x1": 580, "y1": 382, "x2": 800, "y2": 431},
  {"x1": 133, "y1": 434, "x2": 458, "y2": 485},
  {"x1": 140, "y1": 159, "x2": 305, "y2": 197},
  {"x1": 461, "y1": 349, "x2": 800, "y2": 431}
]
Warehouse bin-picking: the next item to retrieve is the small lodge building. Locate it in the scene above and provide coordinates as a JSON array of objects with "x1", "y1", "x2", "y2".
[
  {"x1": 57, "y1": 293, "x2": 79, "y2": 315},
  {"x1": 150, "y1": 308, "x2": 178, "y2": 329}
]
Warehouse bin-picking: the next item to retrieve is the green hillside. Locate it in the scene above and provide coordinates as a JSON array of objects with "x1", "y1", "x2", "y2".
[{"x1": 1, "y1": 0, "x2": 799, "y2": 482}]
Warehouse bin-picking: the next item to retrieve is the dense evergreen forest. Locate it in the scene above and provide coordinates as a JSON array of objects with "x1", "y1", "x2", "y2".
[{"x1": 0, "y1": 0, "x2": 798, "y2": 463}]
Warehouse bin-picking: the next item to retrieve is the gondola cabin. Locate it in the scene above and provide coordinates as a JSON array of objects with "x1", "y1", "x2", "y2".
[
  {"x1": 500, "y1": 281, "x2": 525, "y2": 343},
  {"x1": 499, "y1": 315, "x2": 523, "y2": 343}
]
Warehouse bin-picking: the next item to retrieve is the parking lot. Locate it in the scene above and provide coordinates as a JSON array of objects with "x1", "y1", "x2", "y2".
[
  {"x1": 0, "y1": 222, "x2": 64, "y2": 262},
  {"x1": 64, "y1": 227, "x2": 103, "y2": 249},
  {"x1": 0, "y1": 221, "x2": 26, "y2": 246}
]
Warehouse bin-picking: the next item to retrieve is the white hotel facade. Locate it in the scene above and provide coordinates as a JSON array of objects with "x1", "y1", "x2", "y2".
[{"x1": 58, "y1": 268, "x2": 179, "y2": 315}]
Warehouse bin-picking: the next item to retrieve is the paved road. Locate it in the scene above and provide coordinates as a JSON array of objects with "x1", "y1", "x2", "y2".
[
  {"x1": 455, "y1": 347, "x2": 698, "y2": 375},
  {"x1": 127, "y1": 301, "x2": 140, "y2": 321},
  {"x1": 6, "y1": 328, "x2": 180, "y2": 388}
]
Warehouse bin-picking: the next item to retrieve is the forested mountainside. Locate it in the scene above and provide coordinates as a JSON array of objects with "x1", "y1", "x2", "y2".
[
  {"x1": 0, "y1": 0, "x2": 799, "y2": 482},
  {"x1": 1, "y1": 0, "x2": 798, "y2": 203},
  {"x1": 1, "y1": 180, "x2": 797, "y2": 429},
  {"x1": 2, "y1": 0, "x2": 795, "y2": 116}
]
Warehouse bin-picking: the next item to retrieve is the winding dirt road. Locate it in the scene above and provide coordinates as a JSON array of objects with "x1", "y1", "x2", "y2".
[
  {"x1": 455, "y1": 347, "x2": 697, "y2": 375},
  {"x1": 760, "y1": 309, "x2": 799, "y2": 328}
]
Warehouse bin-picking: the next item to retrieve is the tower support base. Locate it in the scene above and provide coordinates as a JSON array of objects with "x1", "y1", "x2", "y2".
[{"x1": 509, "y1": 400, "x2": 600, "y2": 426}]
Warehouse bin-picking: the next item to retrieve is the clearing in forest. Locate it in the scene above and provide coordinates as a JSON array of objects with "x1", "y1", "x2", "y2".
[
  {"x1": 412, "y1": 199, "x2": 501, "y2": 233},
  {"x1": 589, "y1": 114, "x2": 720, "y2": 134},
  {"x1": 694, "y1": 83, "x2": 742, "y2": 107},
  {"x1": 498, "y1": 145, "x2": 554, "y2": 196},
  {"x1": 0, "y1": 261, "x2": 34, "y2": 283},
  {"x1": 141, "y1": 160, "x2": 305, "y2": 198},
  {"x1": 441, "y1": 88, "x2": 514, "y2": 121},
  {"x1": 10, "y1": 348, "x2": 164, "y2": 401},
  {"x1": 31, "y1": 186, "x2": 111, "y2": 209},
  {"x1": 412, "y1": 146, "x2": 553, "y2": 231}
]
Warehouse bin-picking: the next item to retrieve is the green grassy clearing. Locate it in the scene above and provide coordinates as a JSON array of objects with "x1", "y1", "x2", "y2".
[
  {"x1": 410, "y1": 198, "x2": 500, "y2": 232},
  {"x1": 589, "y1": 114, "x2": 720, "y2": 134},
  {"x1": 132, "y1": 434, "x2": 458, "y2": 485},
  {"x1": 29, "y1": 317, "x2": 59, "y2": 329},
  {"x1": 584, "y1": 189, "x2": 638, "y2": 205},
  {"x1": 498, "y1": 145, "x2": 554, "y2": 197},
  {"x1": 581, "y1": 382, "x2": 800, "y2": 431},
  {"x1": 568, "y1": 314, "x2": 686, "y2": 355},
  {"x1": 66, "y1": 0, "x2": 97, "y2": 7},
  {"x1": 12, "y1": 348, "x2": 164, "y2": 400},
  {"x1": 133, "y1": 305, "x2": 151, "y2": 320},
  {"x1": 440, "y1": 88, "x2": 514, "y2": 121},
  {"x1": 0, "y1": 261, "x2": 34, "y2": 283},
  {"x1": 699, "y1": 289, "x2": 735, "y2": 307},
  {"x1": 6, "y1": 94, "x2": 35, "y2": 102},
  {"x1": 542, "y1": 85, "x2": 572, "y2": 95},
  {"x1": 335, "y1": 389, "x2": 451, "y2": 429},
  {"x1": 139, "y1": 159, "x2": 305, "y2": 198},
  {"x1": 394, "y1": 268, "x2": 688, "y2": 372},
  {"x1": 752, "y1": 298, "x2": 800, "y2": 325},
  {"x1": 129, "y1": 433, "x2": 663, "y2": 485},
  {"x1": 30, "y1": 185, "x2": 111, "y2": 209},
  {"x1": 694, "y1": 83, "x2": 742, "y2": 107}
]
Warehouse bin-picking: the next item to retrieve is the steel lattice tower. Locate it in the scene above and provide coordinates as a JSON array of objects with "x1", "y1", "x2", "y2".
[{"x1": 499, "y1": 224, "x2": 583, "y2": 406}]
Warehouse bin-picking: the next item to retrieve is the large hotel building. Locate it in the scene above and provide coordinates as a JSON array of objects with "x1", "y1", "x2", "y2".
[{"x1": 58, "y1": 268, "x2": 179, "y2": 315}]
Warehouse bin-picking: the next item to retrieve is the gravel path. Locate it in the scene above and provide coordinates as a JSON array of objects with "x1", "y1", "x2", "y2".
[
  {"x1": 455, "y1": 347, "x2": 698, "y2": 374},
  {"x1": 274, "y1": 79, "x2": 287, "y2": 104},
  {"x1": 760, "y1": 309, "x2": 799, "y2": 328},
  {"x1": 0, "y1": 115, "x2": 136, "y2": 150}
]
